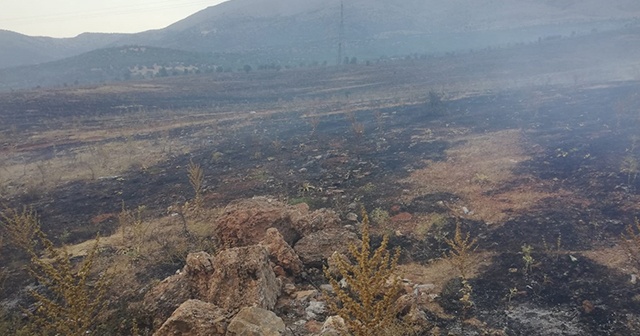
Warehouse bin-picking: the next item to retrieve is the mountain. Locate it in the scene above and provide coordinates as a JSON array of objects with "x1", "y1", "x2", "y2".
[
  {"x1": 2, "y1": 0, "x2": 640, "y2": 70},
  {"x1": 2, "y1": 0, "x2": 640, "y2": 88},
  {"x1": 0, "y1": 30, "x2": 127, "y2": 69},
  {"x1": 114, "y1": 0, "x2": 640, "y2": 58}
]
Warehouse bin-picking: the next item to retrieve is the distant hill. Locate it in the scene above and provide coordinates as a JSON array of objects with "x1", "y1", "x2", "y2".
[
  {"x1": 2, "y1": 0, "x2": 640, "y2": 88},
  {"x1": 0, "y1": 46, "x2": 220, "y2": 91},
  {"x1": 0, "y1": 30, "x2": 127, "y2": 69},
  {"x1": 2, "y1": 0, "x2": 640, "y2": 70},
  {"x1": 115, "y1": 0, "x2": 640, "y2": 59}
]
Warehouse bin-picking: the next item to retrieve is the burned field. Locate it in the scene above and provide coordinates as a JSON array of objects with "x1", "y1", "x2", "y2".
[{"x1": 2, "y1": 41, "x2": 640, "y2": 335}]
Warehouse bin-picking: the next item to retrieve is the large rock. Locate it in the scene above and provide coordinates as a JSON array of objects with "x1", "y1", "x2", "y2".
[
  {"x1": 260, "y1": 228, "x2": 304, "y2": 277},
  {"x1": 206, "y1": 245, "x2": 281, "y2": 311},
  {"x1": 226, "y1": 307, "x2": 286, "y2": 336},
  {"x1": 214, "y1": 197, "x2": 306, "y2": 248},
  {"x1": 153, "y1": 299, "x2": 227, "y2": 336},
  {"x1": 142, "y1": 251, "x2": 219, "y2": 328},
  {"x1": 142, "y1": 273, "x2": 193, "y2": 329},
  {"x1": 294, "y1": 229, "x2": 360, "y2": 268},
  {"x1": 184, "y1": 251, "x2": 216, "y2": 298},
  {"x1": 213, "y1": 197, "x2": 342, "y2": 249}
]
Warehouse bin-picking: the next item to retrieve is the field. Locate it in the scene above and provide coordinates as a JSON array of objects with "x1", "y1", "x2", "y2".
[{"x1": 2, "y1": 29, "x2": 640, "y2": 335}]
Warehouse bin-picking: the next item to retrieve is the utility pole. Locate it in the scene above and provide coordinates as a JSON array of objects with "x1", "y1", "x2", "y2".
[{"x1": 337, "y1": 0, "x2": 344, "y2": 66}]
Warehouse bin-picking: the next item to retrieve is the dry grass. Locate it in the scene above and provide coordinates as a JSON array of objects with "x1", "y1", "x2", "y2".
[
  {"x1": 0, "y1": 137, "x2": 192, "y2": 197},
  {"x1": 580, "y1": 245, "x2": 635, "y2": 274},
  {"x1": 402, "y1": 129, "x2": 567, "y2": 225},
  {"x1": 397, "y1": 251, "x2": 494, "y2": 318}
]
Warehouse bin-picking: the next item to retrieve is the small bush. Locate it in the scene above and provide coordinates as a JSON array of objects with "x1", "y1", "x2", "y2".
[
  {"x1": 1, "y1": 208, "x2": 111, "y2": 336},
  {"x1": 323, "y1": 208, "x2": 404, "y2": 336}
]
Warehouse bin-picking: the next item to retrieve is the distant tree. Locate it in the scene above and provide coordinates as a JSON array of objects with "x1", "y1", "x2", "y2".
[
  {"x1": 157, "y1": 67, "x2": 169, "y2": 77},
  {"x1": 350, "y1": 57, "x2": 357, "y2": 65},
  {"x1": 243, "y1": 64, "x2": 252, "y2": 73},
  {"x1": 344, "y1": 56, "x2": 350, "y2": 65}
]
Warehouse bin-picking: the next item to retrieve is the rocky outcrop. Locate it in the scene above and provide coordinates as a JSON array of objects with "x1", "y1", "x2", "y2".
[
  {"x1": 213, "y1": 197, "x2": 306, "y2": 248},
  {"x1": 213, "y1": 197, "x2": 342, "y2": 249},
  {"x1": 260, "y1": 228, "x2": 304, "y2": 277},
  {"x1": 183, "y1": 251, "x2": 216, "y2": 299},
  {"x1": 143, "y1": 247, "x2": 281, "y2": 327},
  {"x1": 142, "y1": 272, "x2": 194, "y2": 329},
  {"x1": 206, "y1": 245, "x2": 281, "y2": 311},
  {"x1": 226, "y1": 307, "x2": 286, "y2": 336},
  {"x1": 153, "y1": 300, "x2": 227, "y2": 336},
  {"x1": 294, "y1": 229, "x2": 360, "y2": 267}
]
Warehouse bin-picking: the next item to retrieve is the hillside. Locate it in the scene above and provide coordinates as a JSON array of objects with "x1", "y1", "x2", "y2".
[
  {"x1": 119, "y1": 0, "x2": 640, "y2": 56},
  {"x1": 0, "y1": 30, "x2": 127, "y2": 69},
  {"x1": 2, "y1": 0, "x2": 640, "y2": 70},
  {"x1": 0, "y1": 46, "x2": 220, "y2": 90}
]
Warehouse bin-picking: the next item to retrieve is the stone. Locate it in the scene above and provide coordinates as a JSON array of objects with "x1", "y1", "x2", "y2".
[
  {"x1": 214, "y1": 197, "x2": 307, "y2": 248},
  {"x1": 305, "y1": 300, "x2": 326, "y2": 320},
  {"x1": 260, "y1": 228, "x2": 304, "y2": 276},
  {"x1": 346, "y1": 212, "x2": 358, "y2": 222},
  {"x1": 294, "y1": 289, "x2": 318, "y2": 301},
  {"x1": 226, "y1": 307, "x2": 285, "y2": 336},
  {"x1": 153, "y1": 299, "x2": 227, "y2": 336},
  {"x1": 142, "y1": 273, "x2": 193, "y2": 329},
  {"x1": 294, "y1": 229, "x2": 360, "y2": 268},
  {"x1": 321, "y1": 315, "x2": 347, "y2": 336},
  {"x1": 206, "y1": 245, "x2": 281, "y2": 311},
  {"x1": 184, "y1": 251, "x2": 216, "y2": 298}
]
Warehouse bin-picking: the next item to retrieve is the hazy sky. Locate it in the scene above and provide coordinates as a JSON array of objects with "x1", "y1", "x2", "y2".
[{"x1": 2, "y1": 0, "x2": 228, "y2": 38}]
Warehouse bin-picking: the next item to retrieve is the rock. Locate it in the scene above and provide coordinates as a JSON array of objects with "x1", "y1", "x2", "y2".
[
  {"x1": 214, "y1": 197, "x2": 343, "y2": 248},
  {"x1": 206, "y1": 245, "x2": 281, "y2": 311},
  {"x1": 226, "y1": 307, "x2": 285, "y2": 336},
  {"x1": 283, "y1": 283, "x2": 297, "y2": 296},
  {"x1": 301, "y1": 208, "x2": 343, "y2": 236},
  {"x1": 319, "y1": 284, "x2": 334, "y2": 293},
  {"x1": 214, "y1": 197, "x2": 307, "y2": 248},
  {"x1": 305, "y1": 320, "x2": 323, "y2": 334},
  {"x1": 346, "y1": 212, "x2": 358, "y2": 222},
  {"x1": 391, "y1": 212, "x2": 413, "y2": 222},
  {"x1": 153, "y1": 299, "x2": 227, "y2": 336},
  {"x1": 305, "y1": 300, "x2": 326, "y2": 320},
  {"x1": 321, "y1": 315, "x2": 347, "y2": 336},
  {"x1": 326, "y1": 251, "x2": 350, "y2": 278},
  {"x1": 260, "y1": 228, "x2": 304, "y2": 276},
  {"x1": 294, "y1": 229, "x2": 360, "y2": 268},
  {"x1": 394, "y1": 294, "x2": 415, "y2": 316},
  {"x1": 294, "y1": 289, "x2": 318, "y2": 301},
  {"x1": 184, "y1": 251, "x2": 216, "y2": 298},
  {"x1": 142, "y1": 273, "x2": 193, "y2": 329}
]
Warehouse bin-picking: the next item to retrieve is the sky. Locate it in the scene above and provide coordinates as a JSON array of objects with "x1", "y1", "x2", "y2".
[{"x1": 1, "y1": 0, "x2": 228, "y2": 38}]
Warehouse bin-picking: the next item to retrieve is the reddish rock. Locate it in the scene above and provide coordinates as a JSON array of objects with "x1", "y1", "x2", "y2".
[
  {"x1": 206, "y1": 245, "x2": 281, "y2": 311},
  {"x1": 260, "y1": 228, "x2": 304, "y2": 276},
  {"x1": 142, "y1": 273, "x2": 193, "y2": 329},
  {"x1": 183, "y1": 251, "x2": 216, "y2": 298},
  {"x1": 213, "y1": 197, "x2": 306, "y2": 248},
  {"x1": 226, "y1": 307, "x2": 285, "y2": 336},
  {"x1": 294, "y1": 229, "x2": 360, "y2": 267},
  {"x1": 213, "y1": 197, "x2": 342, "y2": 249},
  {"x1": 391, "y1": 212, "x2": 413, "y2": 222},
  {"x1": 153, "y1": 299, "x2": 226, "y2": 336}
]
